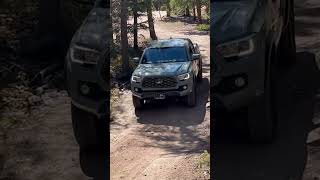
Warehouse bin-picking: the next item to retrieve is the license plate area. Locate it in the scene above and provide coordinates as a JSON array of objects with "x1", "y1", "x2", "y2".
[{"x1": 154, "y1": 93, "x2": 166, "y2": 99}]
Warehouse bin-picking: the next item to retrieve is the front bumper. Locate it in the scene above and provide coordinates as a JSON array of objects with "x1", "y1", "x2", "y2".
[
  {"x1": 131, "y1": 76, "x2": 193, "y2": 99},
  {"x1": 211, "y1": 45, "x2": 266, "y2": 112},
  {"x1": 66, "y1": 52, "x2": 107, "y2": 118}
]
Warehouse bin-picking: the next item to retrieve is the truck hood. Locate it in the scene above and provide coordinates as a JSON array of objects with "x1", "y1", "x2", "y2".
[
  {"x1": 211, "y1": 0, "x2": 259, "y2": 44},
  {"x1": 71, "y1": 7, "x2": 107, "y2": 51},
  {"x1": 133, "y1": 61, "x2": 191, "y2": 77}
]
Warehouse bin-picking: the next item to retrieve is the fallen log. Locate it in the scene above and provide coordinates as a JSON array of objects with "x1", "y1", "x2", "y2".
[{"x1": 29, "y1": 63, "x2": 62, "y2": 86}]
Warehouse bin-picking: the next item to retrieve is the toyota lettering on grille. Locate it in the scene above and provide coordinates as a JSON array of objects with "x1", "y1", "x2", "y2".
[{"x1": 155, "y1": 79, "x2": 163, "y2": 84}]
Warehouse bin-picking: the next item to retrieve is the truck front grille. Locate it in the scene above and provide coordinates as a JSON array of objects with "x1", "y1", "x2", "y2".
[{"x1": 142, "y1": 77, "x2": 177, "y2": 88}]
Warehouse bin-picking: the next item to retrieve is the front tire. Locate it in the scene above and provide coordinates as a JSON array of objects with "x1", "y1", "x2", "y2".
[
  {"x1": 71, "y1": 104, "x2": 102, "y2": 149},
  {"x1": 278, "y1": 0, "x2": 296, "y2": 66},
  {"x1": 79, "y1": 148, "x2": 104, "y2": 178},
  {"x1": 248, "y1": 47, "x2": 278, "y2": 143},
  {"x1": 132, "y1": 96, "x2": 144, "y2": 109},
  {"x1": 185, "y1": 79, "x2": 197, "y2": 107}
]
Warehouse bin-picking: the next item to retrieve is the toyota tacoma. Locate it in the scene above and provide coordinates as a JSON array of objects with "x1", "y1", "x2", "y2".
[
  {"x1": 65, "y1": 0, "x2": 109, "y2": 177},
  {"x1": 211, "y1": 0, "x2": 296, "y2": 142},
  {"x1": 131, "y1": 38, "x2": 203, "y2": 109}
]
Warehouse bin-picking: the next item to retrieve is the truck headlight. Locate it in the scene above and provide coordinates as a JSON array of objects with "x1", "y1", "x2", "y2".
[
  {"x1": 70, "y1": 45, "x2": 100, "y2": 64},
  {"x1": 216, "y1": 34, "x2": 255, "y2": 58},
  {"x1": 178, "y1": 73, "x2": 190, "y2": 81},
  {"x1": 131, "y1": 75, "x2": 141, "y2": 83}
]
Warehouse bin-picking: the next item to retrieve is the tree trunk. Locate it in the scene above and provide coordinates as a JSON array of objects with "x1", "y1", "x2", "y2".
[
  {"x1": 120, "y1": 0, "x2": 129, "y2": 73},
  {"x1": 193, "y1": 2, "x2": 196, "y2": 21},
  {"x1": 185, "y1": 5, "x2": 190, "y2": 17},
  {"x1": 133, "y1": 0, "x2": 138, "y2": 49},
  {"x1": 146, "y1": 0, "x2": 157, "y2": 40},
  {"x1": 166, "y1": 0, "x2": 171, "y2": 17},
  {"x1": 196, "y1": 0, "x2": 202, "y2": 23},
  {"x1": 205, "y1": 5, "x2": 209, "y2": 14}
]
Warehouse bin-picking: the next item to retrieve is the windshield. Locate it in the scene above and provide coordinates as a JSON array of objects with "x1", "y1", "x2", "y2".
[{"x1": 141, "y1": 47, "x2": 188, "y2": 64}]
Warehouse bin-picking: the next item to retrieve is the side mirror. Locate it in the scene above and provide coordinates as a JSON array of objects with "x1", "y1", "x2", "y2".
[
  {"x1": 192, "y1": 54, "x2": 200, "y2": 60},
  {"x1": 133, "y1": 57, "x2": 140, "y2": 63},
  {"x1": 193, "y1": 43, "x2": 199, "y2": 51}
]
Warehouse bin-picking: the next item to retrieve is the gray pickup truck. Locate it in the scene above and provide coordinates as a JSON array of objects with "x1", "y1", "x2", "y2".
[
  {"x1": 65, "y1": 0, "x2": 108, "y2": 176},
  {"x1": 131, "y1": 38, "x2": 203, "y2": 109},
  {"x1": 212, "y1": 0, "x2": 296, "y2": 142}
]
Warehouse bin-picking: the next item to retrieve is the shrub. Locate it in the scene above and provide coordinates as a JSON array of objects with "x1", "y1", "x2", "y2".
[
  {"x1": 198, "y1": 150, "x2": 210, "y2": 168},
  {"x1": 196, "y1": 24, "x2": 210, "y2": 31}
]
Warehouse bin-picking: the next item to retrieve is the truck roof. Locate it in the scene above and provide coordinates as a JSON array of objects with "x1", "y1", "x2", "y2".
[{"x1": 148, "y1": 38, "x2": 190, "y2": 48}]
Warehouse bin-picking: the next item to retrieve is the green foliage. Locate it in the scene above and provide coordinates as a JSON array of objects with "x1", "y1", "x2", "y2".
[
  {"x1": 110, "y1": 88, "x2": 120, "y2": 113},
  {"x1": 110, "y1": 47, "x2": 143, "y2": 78},
  {"x1": 196, "y1": 24, "x2": 209, "y2": 31},
  {"x1": 160, "y1": 6, "x2": 167, "y2": 11},
  {"x1": 153, "y1": 0, "x2": 167, "y2": 10},
  {"x1": 203, "y1": 13, "x2": 210, "y2": 21},
  {"x1": 170, "y1": 0, "x2": 192, "y2": 15},
  {"x1": 110, "y1": 55, "x2": 136, "y2": 78},
  {"x1": 127, "y1": 0, "x2": 146, "y2": 16},
  {"x1": 201, "y1": 0, "x2": 210, "y2": 7},
  {"x1": 198, "y1": 150, "x2": 210, "y2": 168}
]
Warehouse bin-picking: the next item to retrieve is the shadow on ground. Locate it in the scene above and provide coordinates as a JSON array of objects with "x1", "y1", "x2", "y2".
[
  {"x1": 213, "y1": 52, "x2": 320, "y2": 180},
  {"x1": 135, "y1": 78, "x2": 209, "y2": 126},
  {"x1": 202, "y1": 62, "x2": 210, "y2": 75},
  {"x1": 160, "y1": 16, "x2": 209, "y2": 25},
  {"x1": 179, "y1": 30, "x2": 209, "y2": 36},
  {"x1": 133, "y1": 78, "x2": 210, "y2": 155},
  {"x1": 295, "y1": 4, "x2": 320, "y2": 38}
]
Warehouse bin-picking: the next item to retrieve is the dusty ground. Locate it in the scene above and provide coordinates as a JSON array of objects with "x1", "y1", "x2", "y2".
[
  {"x1": 110, "y1": 12, "x2": 210, "y2": 179},
  {"x1": 0, "y1": 89, "x2": 88, "y2": 180},
  {"x1": 296, "y1": 0, "x2": 320, "y2": 179}
]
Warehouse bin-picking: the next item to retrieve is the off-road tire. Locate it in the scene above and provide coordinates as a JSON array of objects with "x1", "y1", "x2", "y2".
[
  {"x1": 132, "y1": 96, "x2": 144, "y2": 109},
  {"x1": 79, "y1": 149, "x2": 104, "y2": 178},
  {"x1": 186, "y1": 79, "x2": 197, "y2": 107},
  {"x1": 278, "y1": 0, "x2": 296, "y2": 66},
  {"x1": 248, "y1": 47, "x2": 278, "y2": 143},
  {"x1": 71, "y1": 104, "x2": 102, "y2": 149}
]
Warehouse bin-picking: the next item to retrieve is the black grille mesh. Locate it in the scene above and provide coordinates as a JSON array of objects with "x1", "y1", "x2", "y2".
[
  {"x1": 73, "y1": 48, "x2": 99, "y2": 64},
  {"x1": 142, "y1": 77, "x2": 177, "y2": 88}
]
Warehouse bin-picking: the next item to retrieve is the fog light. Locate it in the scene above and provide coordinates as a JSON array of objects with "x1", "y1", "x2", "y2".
[
  {"x1": 183, "y1": 85, "x2": 187, "y2": 90},
  {"x1": 234, "y1": 77, "x2": 245, "y2": 87},
  {"x1": 134, "y1": 88, "x2": 139, "y2": 92},
  {"x1": 80, "y1": 84, "x2": 90, "y2": 95}
]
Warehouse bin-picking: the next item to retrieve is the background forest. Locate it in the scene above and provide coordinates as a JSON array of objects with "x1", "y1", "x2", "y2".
[{"x1": 110, "y1": 0, "x2": 210, "y2": 81}]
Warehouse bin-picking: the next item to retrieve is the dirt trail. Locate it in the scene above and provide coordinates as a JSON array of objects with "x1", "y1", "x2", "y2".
[
  {"x1": 0, "y1": 90, "x2": 87, "y2": 180},
  {"x1": 110, "y1": 13, "x2": 210, "y2": 179},
  {"x1": 295, "y1": 0, "x2": 320, "y2": 179}
]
